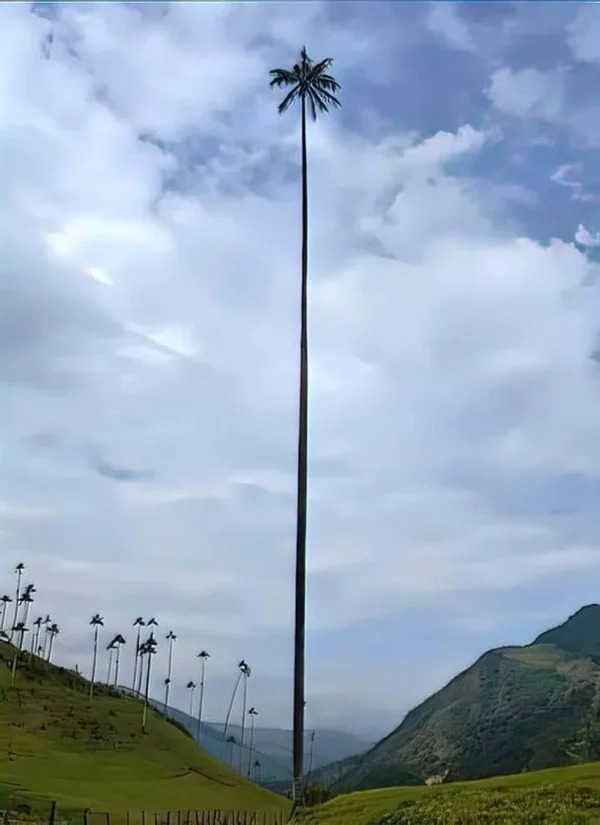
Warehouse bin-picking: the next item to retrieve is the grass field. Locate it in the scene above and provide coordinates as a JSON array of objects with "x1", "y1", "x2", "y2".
[
  {"x1": 301, "y1": 763, "x2": 600, "y2": 825},
  {"x1": 0, "y1": 641, "x2": 288, "y2": 823}
]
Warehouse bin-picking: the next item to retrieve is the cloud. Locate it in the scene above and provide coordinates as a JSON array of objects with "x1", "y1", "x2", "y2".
[
  {"x1": 568, "y1": 5, "x2": 600, "y2": 64},
  {"x1": 575, "y1": 224, "x2": 600, "y2": 249},
  {"x1": 3, "y1": 1, "x2": 600, "y2": 737}
]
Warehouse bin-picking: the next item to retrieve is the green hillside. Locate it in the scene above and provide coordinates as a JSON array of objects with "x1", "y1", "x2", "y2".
[
  {"x1": 302, "y1": 762, "x2": 600, "y2": 825},
  {"x1": 333, "y1": 605, "x2": 600, "y2": 792},
  {"x1": 0, "y1": 640, "x2": 288, "y2": 822}
]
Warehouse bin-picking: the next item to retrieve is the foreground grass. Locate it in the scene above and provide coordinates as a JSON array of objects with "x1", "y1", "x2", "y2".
[
  {"x1": 301, "y1": 763, "x2": 600, "y2": 825},
  {"x1": 0, "y1": 641, "x2": 288, "y2": 823}
]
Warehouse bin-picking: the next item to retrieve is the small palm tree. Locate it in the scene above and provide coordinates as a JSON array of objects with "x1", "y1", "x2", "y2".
[
  {"x1": 163, "y1": 630, "x2": 177, "y2": 715},
  {"x1": 223, "y1": 660, "x2": 251, "y2": 743},
  {"x1": 113, "y1": 634, "x2": 126, "y2": 687},
  {"x1": 141, "y1": 633, "x2": 158, "y2": 732},
  {"x1": 106, "y1": 637, "x2": 117, "y2": 684},
  {"x1": 46, "y1": 623, "x2": 59, "y2": 663},
  {"x1": 247, "y1": 707, "x2": 259, "y2": 778},
  {"x1": 186, "y1": 680, "x2": 197, "y2": 716},
  {"x1": 89, "y1": 614, "x2": 105, "y2": 699},
  {"x1": 18, "y1": 585, "x2": 36, "y2": 629},
  {"x1": 0, "y1": 595, "x2": 12, "y2": 633},
  {"x1": 31, "y1": 616, "x2": 43, "y2": 655},
  {"x1": 132, "y1": 617, "x2": 145, "y2": 694},
  {"x1": 269, "y1": 47, "x2": 341, "y2": 802},
  {"x1": 196, "y1": 650, "x2": 210, "y2": 740},
  {"x1": 137, "y1": 618, "x2": 158, "y2": 695},
  {"x1": 11, "y1": 621, "x2": 28, "y2": 683},
  {"x1": 40, "y1": 615, "x2": 51, "y2": 658},
  {"x1": 10, "y1": 563, "x2": 25, "y2": 642},
  {"x1": 239, "y1": 662, "x2": 252, "y2": 772}
]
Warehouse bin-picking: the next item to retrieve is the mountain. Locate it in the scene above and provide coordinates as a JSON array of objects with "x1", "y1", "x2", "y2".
[
  {"x1": 0, "y1": 639, "x2": 284, "y2": 816},
  {"x1": 149, "y1": 700, "x2": 370, "y2": 786},
  {"x1": 333, "y1": 605, "x2": 600, "y2": 792}
]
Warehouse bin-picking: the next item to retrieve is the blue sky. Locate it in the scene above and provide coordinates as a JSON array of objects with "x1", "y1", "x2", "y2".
[{"x1": 3, "y1": 1, "x2": 600, "y2": 741}]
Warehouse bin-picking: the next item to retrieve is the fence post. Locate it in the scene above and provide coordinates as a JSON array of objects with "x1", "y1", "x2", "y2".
[
  {"x1": 106, "y1": 813, "x2": 111, "y2": 825},
  {"x1": 83, "y1": 809, "x2": 90, "y2": 825},
  {"x1": 49, "y1": 801, "x2": 57, "y2": 825}
]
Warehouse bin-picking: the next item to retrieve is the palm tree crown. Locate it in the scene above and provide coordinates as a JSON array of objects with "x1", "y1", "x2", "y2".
[{"x1": 269, "y1": 47, "x2": 341, "y2": 120}]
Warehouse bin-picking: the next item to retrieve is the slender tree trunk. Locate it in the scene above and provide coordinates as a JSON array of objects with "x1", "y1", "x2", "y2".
[
  {"x1": 239, "y1": 675, "x2": 248, "y2": 773},
  {"x1": 142, "y1": 652, "x2": 153, "y2": 732},
  {"x1": 0, "y1": 602, "x2": 6, "y2": 632},
  {"x1": 114, "y1": 644, "x2": 121, "y2": 687},
  {"x1": 47, "y1": 634, "x2": 55, "y2": 663},
  {"x1": 292, "y1": 91, "x2": 309, "y2": 804},
  {"x1": 90, "y1": 627, "x2": 99, "y2": 699},
  {"x1": 164, "y1": 638, "x2": 174, "y2": 715},
  {"x1": 247, "y1": 716, "x2": 256, "y2": 778},
  {"x1": 223, "y1": 672, "x2": 243, "y2": 741},
  {"x1": 132, "y1": 627, "x2": 142, "y2": 693},
  {"x1": 308, "y1": 730, "x2": 315, "y2": 776},
  {"x1": 189, "y1": 687, "x2": 195, "y2": 717},
  {"x1": 10, "y1": 570, "x2": 22, "y2": 643},
  {"x1": 107, "y1": 648, "x2": 114, "y2": 685},
  {"x1": 196, "y1": 659, "x2": 206, "y2": 740},
  {"x1": 136, "y1": 648, "x2": 145, "y2": 695}
]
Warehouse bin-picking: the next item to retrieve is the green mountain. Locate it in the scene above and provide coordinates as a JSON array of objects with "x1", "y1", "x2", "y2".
[
  {"x1": 333, "y1": 605, "x2": 600, "y2": 792},
  {"x1": 0, "y1": 640, "x2": 286, "y2": 819}
]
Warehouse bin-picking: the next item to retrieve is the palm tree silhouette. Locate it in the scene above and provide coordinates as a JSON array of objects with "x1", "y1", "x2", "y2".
[
  {"x1": 132, "y1": 617, "x2": 145, "y2": 694},
  {"x1": 196, "y1": 650, "x2": 210, "y2": 741},
  {"x1": 247, "y1": 707, "x2": 259, "y2": 778},
  {"x1": 137, "y1": 618, "x2": 158, "y2": 695},
  {"x1": 18, "y1": 585, "x2": 36, "y2": 630},
  {"x1": 40, "y1": 615, "x2": 51, "y2": 659},
  {"x1": 163, "y1": 630, "x2": 177, "y2": 715},
  {"x1": 186, "y1": 680, "x2": 197, "y2": 716},
  {"x1": 31, "y1": 616, "x2": 43, "y2": 655},
  {"x1": 239, "y1": 662, "x2": 252, "y2": 772},
  {"x1": 106, "y1": 637, "x2": 118, "y2": 684},
  {"x1": 113, "y1": 634, "x2": 126, "y2": 687},
  {"x1": 0, "y1": 595, "x2": 12, "y2": 633},
  {"x1": 269, "y1": 47, "x2": 341, "y2": 802},
  {"x1": 46, "y1": 623, "x2": 59, "y2": 662},
  {"x1": 141, "y1": 633, "x2": 157, "y2": 732},
  {"x1": 89, "y1": 614, "x2": 105, "y2": 699},
  {"x1": 223, "y1": 660, "x2": 251, "y2": 743},
  {"x1": 10, "y1": 563, "x2": 25, "y2": 642}
]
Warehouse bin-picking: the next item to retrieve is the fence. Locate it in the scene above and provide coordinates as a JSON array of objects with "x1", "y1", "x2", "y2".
[{"x1": 1, "y1": 805, "x2": 289, "y2": 825}]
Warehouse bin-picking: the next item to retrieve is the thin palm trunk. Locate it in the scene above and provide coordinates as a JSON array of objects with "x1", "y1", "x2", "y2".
[
  {"x1": 132, "y1": 626, "x2": 142, "y2": 693},
  {"x1": 0, "y1": 601, "x2": 7, "y2": 632},
  {"x1": 239, "y1": 675, "x2": 248, "y2": 773},
  {"x1": 292, "y1": 91, "x2": 309, "y2": 798},
  {"x1": 247, "y1": 714, "x2": 257, "y2": 778},
  {"x1": 142, "y1": 651, "x2": 153, "y2": 732},
  {"x1": 107, "y1": 647, "x2": 114, "y2": 685},
  {"x1": 189, "y1": 686, "x2": 196, "y2": 716},
  {"x1": 223, "y1": 671, "x2": 243, "y2": 741},
  {"x1": 164, "y1": 636, "x2": 175, "y2": 715},
  {"x1": 10, "y1": 569, "x2": 23, "y2": 643},
  {"x1": 136, "y1": 647, "x2": 145, "y2": 695},
  {"x1": 47, "y1": 633, "x2": 56, "y2": 663},
  {"x1": 90, "y1": 626, "x2": 99, "y2": 699},
  {"x1": 196, "y1": 658, "x2": 206, "y2": 740},
  {"x1": 114, "y1": 644, "x2": 121, "y2": 686},
  {"x1": 308, "y1": 730, "x2": 315, "y2": 776}
]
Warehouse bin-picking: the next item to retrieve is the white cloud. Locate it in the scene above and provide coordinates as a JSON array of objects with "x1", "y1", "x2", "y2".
[
  {"x1": 575, "y1": 224, "x2": 600, "y2": 248},
  {"x1": 487, "y1": 66, "x2": 568, "y2": 121},
  {"x1": 568, "y1": 5, "x2": 600, "y2": 63},
  {"x1": 2, "y1": 2, "x2": 600, "y2": 736}
]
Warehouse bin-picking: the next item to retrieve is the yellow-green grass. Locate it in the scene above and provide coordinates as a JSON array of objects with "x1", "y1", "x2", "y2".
[
  {"x1": 0, "y1": 641, "x2": 289, "y2": 822},
  {"x1": 302, "y1": 763, "x2": 600, "y2": 825}
]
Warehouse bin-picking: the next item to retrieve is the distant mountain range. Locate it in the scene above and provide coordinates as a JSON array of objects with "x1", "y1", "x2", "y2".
[
  {"x1": 147, "y1": 698, "x2": 370, "y2": 786},
  {"x1": 327, "y1": 605, "x2": 600, "y2": 792}
]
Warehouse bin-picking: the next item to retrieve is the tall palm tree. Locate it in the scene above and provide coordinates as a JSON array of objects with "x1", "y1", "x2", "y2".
[
  {"x1": 10, "y1": 563, "x2": 25, "y2": 642},
  {"x1": 46, "y1": 623, "x2": 59, "y2": 663},
  {"x1": 31, "y1": 616, "x2": 43, "y2": 655},
  {"x1": 247, "y1": 707, "x2": 259, "y2": 778},
  {"x1": 132, "y1": 617, "x2": 145, "y2": 694},
  {"x1": 196, "y1": 650, "x2": 210, "y2": 740},
  {"x1": 18, "y1": 585, "x2": 35, "y2": 629},
  {"x1": 11, "y1": 621, "x2": 28, "y2": 683},
  {"x1": 239, "y1": 662, "x2": 252, "y2": 772},
  {"x1": 0, "y1": 595, "x2": 12, "y2": 633},
  {"x1": 141, "y1": 633, "x2": 158, "y2": 732},
  {"x1": 186, "y1": 680, "x2": 197, "y2": 716},
  {"x1": 226, "y1": 734, "x2": 237, "y2": 768},
  {"x1": 269, "y1": 47, "x2": 341, "y2": 801},
  {"x1": 89, "y1": 614, "x2": 105, "y2": 699},
  {"x1": 40, "y1": 615, "x2": 51, "y2": 658},
  {"x1": 137, "y1": 618, "x2": 158, "y2": 695},
  {"x1": 223, "y1": 660, "x2": 250, "y2": 742},
  {"x1": 113, "y1": 634, "x2": 126, "y2": 687},
  {"x1": 163, "y1": 630, "x2": 177, "y2": 715},
  {"x1": 106, "y1": 637, "x2": 117, "y2": 685}
]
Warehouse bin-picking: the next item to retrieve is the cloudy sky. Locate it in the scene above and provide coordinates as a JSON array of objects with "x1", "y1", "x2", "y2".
[{"x1": 4, "y1": 0, "x2": 600, "y2": 745}]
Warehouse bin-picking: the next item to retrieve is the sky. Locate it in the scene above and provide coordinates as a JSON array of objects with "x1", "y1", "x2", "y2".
[{"x1": 3, "y1": 0, "x2": 600, "y2": 744}]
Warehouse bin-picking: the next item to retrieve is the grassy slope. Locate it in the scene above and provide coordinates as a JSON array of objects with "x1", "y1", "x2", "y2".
[
  {"x1": 0, "y1": 641, "x2": 288, "y2": 820},
  {"x1": 304, "y1": 762, "x2": 600, "y2": 825}
]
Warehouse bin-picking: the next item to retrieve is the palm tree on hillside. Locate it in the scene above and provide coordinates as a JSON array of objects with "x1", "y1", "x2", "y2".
[
  {"x1": 238, "y1": 662, "x2": 252, "y2": 772},
  {"x1": 163, "y1": 630, "x2": 177, "y2": 715},
  {"x1": 137, "y1": 618, "x2": 158, "y2": 695},
  {"x1": 46, "y1": 623, "x2": 59, "y2": 663},
  {"x1": 247, "y1": 707, "x2": 259, "y2": 778},
  {"x1": 31, "y1": 616, "x2": 43, "y2": 655},
  {"x1": 89, "y1": 614, "x2": 105, "y2": 699},
  {"x1": 0, "y1": 595, "x2": 12, "y2": 633},
  {"x1": 269, "y1": 47, "x2": 341, "y2": 802},
  {"x1": 106, "y1": 637, "x2": 117, "y2": 685},
  {"x1": 132, "y1": 617, "x2": 145, "y2": 694},
  {"x1": 196, "y1": 650, "x2": 210, "y2": 740},
  {"x1": 11, "y1": 621, "x2": 28, "y2": 683},
  {"x1": 186, "y1": 680, "x2": 197, "y2": 716},
  {"x1": 18, "y1": 585, "x2": 36, "y2": 629},
  {"x1": 40, "y1": 615, "x2": 52, "y2": 658},
  {"x1": 141, "y1": 633, "x2": 158, "y2": 733},
  {"x1": 227, "y1": 734, "x2": 237, "y2": 768},
  {"x1": 10, "y1": 563, "x2": 25, "y2": 642},
  {"x1": 113, "y1": 634, "x2": 126, "y2": 687},
  {"x1": 223, "y1": 660, "x2": 250, "y2": 743}
]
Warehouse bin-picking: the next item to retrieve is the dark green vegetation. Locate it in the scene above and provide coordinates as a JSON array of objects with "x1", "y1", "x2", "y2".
[
  {"x1": 0, "y1": 640, "x2": 288, "y2": 820},
  {"x1": 333, "y1": 605, "x2": 600, "y2": 792},
  {"x1": 303, "y1": 763, "x2": 600, "y2": 825}
]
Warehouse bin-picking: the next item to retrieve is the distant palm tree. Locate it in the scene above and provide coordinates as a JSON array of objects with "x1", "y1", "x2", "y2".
[
  {"x1": 227, "y1": 734, "x2": 237, "y2": 768},
  {"x1": 223, "y1": 660, "x2": 250, "y2": 743},
  {"x1": 163, "y1": 630, "x2": 177, "y2": 715},
  {"x1": 10, "y1": 563, "x2": 25, "y2": 642},
  {"x1": 196, "y1": 650, "x2": 210, "y2": 740},
  {"x1": 106, "y1": 637, "x2": 117, "y2": 685},
  {"x1": 141, "y1": 633, "x2": 158, "y2": 732},
  {"x1": 40, "y1": 615, "x2": 51, "y2": 659},
  {"x1": 239, "y1": 662, "x2": 252, "y2": 772},
  {"x1": 269, "y1": 47, "x2": 341, "y2": 802},
  {"x1": 186, "y1": 680, "x2": 197, "y2": 716},
  {"x1": 31, "y1": 616, "x2": 43, "y2": 655},
  {"x1": 254, "y1": 758, "x2": 261, "y2": 784},
  {"x1": 247, "y1": 707, "x2": 259, "y2": 778},
  {"x1": 11, "y1": 621, "x2": 28, "y2": 683},
  {"x1": 0, "y1": 595, "x2": 12, "y2": 633},
  {"x1": 137, "y1": 618, "x2": 158, "y2": 695},
  {"x1": 132, "y1": 617, "x2": 145, "y2": 694},
  {"x1": 89, "y1": 614, "x2": 105, "y2": 699},
  {"x1": 46, "y1": 623, "x2": 59, "y2": 663},
  {"x1": 113, "y1": 634, "x2": 126, "y2": 686},
  {"x1": 18, "y1": 585, "x2": 35, "y2": 629}
]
